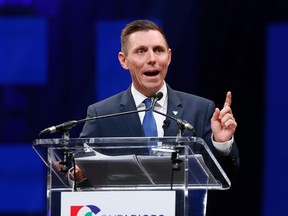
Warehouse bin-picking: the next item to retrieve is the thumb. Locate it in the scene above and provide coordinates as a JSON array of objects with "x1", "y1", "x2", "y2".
[{"x1": 211, "y1": 108, "x2": 220, "y2": 122}]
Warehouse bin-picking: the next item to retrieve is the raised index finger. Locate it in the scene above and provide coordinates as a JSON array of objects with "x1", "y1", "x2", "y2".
[{"x1": 224, "y1": 91, "x2": 232, "y2": 107}]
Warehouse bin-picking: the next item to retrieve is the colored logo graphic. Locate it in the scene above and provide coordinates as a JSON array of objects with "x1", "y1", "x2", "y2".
[{"x1": 71, "y1": 205, "x2": 101, "y2": 216}]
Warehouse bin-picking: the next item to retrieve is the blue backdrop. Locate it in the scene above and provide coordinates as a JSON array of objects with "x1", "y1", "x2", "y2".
[
  {"x1": 263, "y1": 23, "x2": 288, "y2": 216},
  {"x1": 1, "y1": 0, "x2": 288, "y2": 215}
]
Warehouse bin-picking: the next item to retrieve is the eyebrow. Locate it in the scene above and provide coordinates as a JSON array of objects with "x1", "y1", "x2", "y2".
[{"x1": 133, "y1": 44, "x2": 166, "y2": 51}]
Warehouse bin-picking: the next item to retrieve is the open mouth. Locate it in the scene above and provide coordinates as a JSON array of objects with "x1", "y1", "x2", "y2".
[{"x1": 143, "y1": 71, "x2": 160, "y2": 76}]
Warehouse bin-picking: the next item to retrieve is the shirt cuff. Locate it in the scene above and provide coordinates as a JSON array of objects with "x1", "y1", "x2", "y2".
[{"x1": 211, "y1": 134, "x2": 234, "y2": 155}]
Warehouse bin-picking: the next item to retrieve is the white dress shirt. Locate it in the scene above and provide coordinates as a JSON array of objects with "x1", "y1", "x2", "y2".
[{"x1": 131, "y1": 83, "x2": 167, "y2": 137}]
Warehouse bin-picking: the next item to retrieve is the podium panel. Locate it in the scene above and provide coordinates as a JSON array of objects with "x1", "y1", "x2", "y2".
[{"x1": 33, "y1": 136, "x2": 231, "y2": 216}]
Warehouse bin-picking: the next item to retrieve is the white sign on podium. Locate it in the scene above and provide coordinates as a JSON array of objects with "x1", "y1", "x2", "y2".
[{"x1": 61, "y1": 191, "x2": 176, "y2": 216}]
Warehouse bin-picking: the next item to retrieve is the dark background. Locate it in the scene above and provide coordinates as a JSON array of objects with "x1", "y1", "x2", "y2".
[{"x1": 1, "y1": 0, "x2": 288, "y2": 215}]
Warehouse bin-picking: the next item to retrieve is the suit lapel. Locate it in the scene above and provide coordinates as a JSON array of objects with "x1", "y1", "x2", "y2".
[
  {"x1": 119, "y1": 88, "x2": 144, "y2": 136},
  {"x1": 164, "y1": 86, "x2": 184, "y2": 136}
]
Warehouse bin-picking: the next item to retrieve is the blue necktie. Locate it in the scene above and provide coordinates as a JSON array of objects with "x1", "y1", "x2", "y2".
[{"x1": 142, "y1": 98, "x2": 158, "y2": 137}]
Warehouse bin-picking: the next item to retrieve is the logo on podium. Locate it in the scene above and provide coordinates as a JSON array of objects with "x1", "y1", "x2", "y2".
[{"x1": 70, "y1": 205, "x2": 101, "y2": 216}]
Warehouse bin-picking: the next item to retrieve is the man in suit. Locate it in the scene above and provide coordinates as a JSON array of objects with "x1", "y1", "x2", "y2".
[
  {"x1": 78, "y1": 19, "x2": 239, "y2": 215},
  {"x1": 80, "y1": 19, "x2": 238, "y2": 166}
]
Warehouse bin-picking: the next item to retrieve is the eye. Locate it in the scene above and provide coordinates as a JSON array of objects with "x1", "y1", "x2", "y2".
[
  {"x1": 154, "y1": 47, "x2": 165, "y2": 54},
  {"x1": 136, "y1": 48, "x2": 146, "y2": 54}
]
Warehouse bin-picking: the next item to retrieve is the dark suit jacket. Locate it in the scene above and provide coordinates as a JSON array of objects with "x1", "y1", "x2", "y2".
[
  {"x1": 79, "y1": 85, "x2": 239, "y2": 215},
  {"x1": 80, "y1": 85, "x2": 239, "y2": 180}
]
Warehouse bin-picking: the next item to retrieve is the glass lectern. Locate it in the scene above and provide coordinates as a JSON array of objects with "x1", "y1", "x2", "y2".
[{"x1": 33, "y1": 136, "x2": 230, "y2": 216}]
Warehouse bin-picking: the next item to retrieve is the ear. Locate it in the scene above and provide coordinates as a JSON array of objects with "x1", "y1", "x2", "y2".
[
  {"x1": 167, "y1": 48, "x2": 172, "y2": 65},
  {"x1": 118, "y1": 52, "x2": 129, "y2": 70}
]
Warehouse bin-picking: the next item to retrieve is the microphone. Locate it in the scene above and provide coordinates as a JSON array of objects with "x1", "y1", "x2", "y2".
[
  {"x1": 162, "y1": 119, "x2": 170, "y2": 130},
  {"x1": 150, "y1": 91, "x2": 163, "y2": 109},
  {"x1": 38, "y1": 120, "x2": 78, "y2": 136},
  {"x1": 152, "y1": 92, "x2": 197, "y2": 136},
  {"x1": 38, "y1": 93, "x2": 159, "y2": 137}
]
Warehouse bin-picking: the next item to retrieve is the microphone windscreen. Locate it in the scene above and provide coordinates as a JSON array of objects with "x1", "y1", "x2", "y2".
[{"x1": 156, "y1": 92, "x2": 163, "y2": 100}]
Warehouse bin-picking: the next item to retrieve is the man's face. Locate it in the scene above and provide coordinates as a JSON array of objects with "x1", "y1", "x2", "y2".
[{"x1": 119, "y1": 30, "x2": 171, "y2": 96}]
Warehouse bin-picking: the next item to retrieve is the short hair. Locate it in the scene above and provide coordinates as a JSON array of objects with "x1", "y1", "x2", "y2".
[{"x1": 120, "y1": 20, "x2": 169, "y2": 55}]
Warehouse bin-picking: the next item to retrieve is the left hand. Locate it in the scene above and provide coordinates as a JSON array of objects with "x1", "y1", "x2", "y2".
[
  {"x1": 211, "y1": 91, "x2": 237, "y2": 142},
  {"x1": 69, "y1": 165, "x2": 86, "y2": 182}
]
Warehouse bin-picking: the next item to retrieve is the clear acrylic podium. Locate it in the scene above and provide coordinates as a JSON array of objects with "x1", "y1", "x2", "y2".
[{"x1": 33, "y1": 136, "x2": 231, "y2": 216}]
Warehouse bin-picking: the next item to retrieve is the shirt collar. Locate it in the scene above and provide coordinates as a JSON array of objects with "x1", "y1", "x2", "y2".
[{"x1": 131, "y1": 82, "x2": 168, "y2": 109}]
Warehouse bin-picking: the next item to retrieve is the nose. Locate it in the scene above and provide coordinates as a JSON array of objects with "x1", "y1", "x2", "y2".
[{"x1": 147, "y1": 50, "x2": 156, "y2": 65}]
